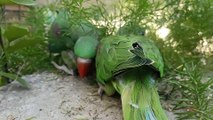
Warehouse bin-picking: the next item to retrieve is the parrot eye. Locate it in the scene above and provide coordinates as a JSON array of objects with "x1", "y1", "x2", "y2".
[{"x1": 132, "y1": 42, "x2": 140, "y2": 49}]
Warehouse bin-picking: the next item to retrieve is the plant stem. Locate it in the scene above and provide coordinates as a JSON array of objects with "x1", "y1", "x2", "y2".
[{"x1": 0, "y1": 7, "x2": 10, "y2": 84}]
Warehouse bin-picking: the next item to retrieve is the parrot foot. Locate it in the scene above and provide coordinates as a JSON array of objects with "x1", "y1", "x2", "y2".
[
  {"x1": 51, "y1": 61, "x2": 74, "y2": 75},
  {"x1": 98, "y1": 86, "x2": 104, "y2": 100}
]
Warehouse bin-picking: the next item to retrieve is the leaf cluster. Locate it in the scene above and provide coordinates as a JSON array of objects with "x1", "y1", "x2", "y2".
[
  {"x1": 164, "y1": 0, "x2": 213, "y2": 53},
  {"x1": 169, "y1": 60, "x2": 213, "y2": 120},
  {"x1": 0, "y1": 1, "x2": 49, "y2": 88}
]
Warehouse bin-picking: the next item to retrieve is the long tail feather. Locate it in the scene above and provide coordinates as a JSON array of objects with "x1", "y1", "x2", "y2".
[{"x1": 112, "y1": 71, "x2": 168, "y2": 120}]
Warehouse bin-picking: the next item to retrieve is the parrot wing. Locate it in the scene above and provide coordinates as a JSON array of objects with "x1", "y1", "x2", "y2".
[{"x1": 96, "y1": 35, "x2": 164, "y2": 84}]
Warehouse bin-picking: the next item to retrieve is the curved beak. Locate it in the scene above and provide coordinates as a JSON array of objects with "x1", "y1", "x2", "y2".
[{"x1": 76, "y1": 57, "x2": 92, "y2": 78}]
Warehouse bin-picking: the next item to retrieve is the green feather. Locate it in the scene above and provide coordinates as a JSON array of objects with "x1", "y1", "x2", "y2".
[
  {"x1": 49, "y1": 10, "x2": 70, "y2": 38},
  {"x1": 70, "y1": 21, "x2": 98, "y2": 40},
  {"x1": 96, "y1": 35, "x2": 167, "y2": 120},
  {"x1": 48, "y1": 37, "x2": 69, "y2": 53},
  {"x1": 61, "y1": 51, "x2": 76, "y2": 69},
  {"x1": 96, "y1": 35, "x2": 164, "y2": 84},
  {"x1": 74, "y1": 36, "x2": 98, "y2": 59},
  {"x1": 112, "y1": 68, "x2": 168, "y2": 120},
  {"x1": 48, "y1": 16, "x2": 103, "y2": 54},
  {"x1": 48, "y1": 10, "x2": 72, "y2": 53}
]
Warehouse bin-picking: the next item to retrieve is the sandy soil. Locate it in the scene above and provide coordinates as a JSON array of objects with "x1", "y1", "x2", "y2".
[{"x1": 0, "y1": 72, "x2": 175, "y2": 120}]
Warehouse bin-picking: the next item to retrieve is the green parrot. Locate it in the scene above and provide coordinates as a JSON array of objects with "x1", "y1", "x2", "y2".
[
  {"x1": 47, "y1": 9, "x2": 105, "y2": 53},
  {"x1": 47, "y1": 10, "x2": 77, "y2": 74},
  {"x1": 96, "y1": 35, "x2": 168, "y2": 120},
  {"x1": 47, "y1": 10, "x2": 102, "y2": 76},
  {"x1": 48, "y1": 10, "x2": 104, "y2": 53},
  {"x1": 48, "y1": 10, "x2": 73, "y2": 53},
  {"x1": 74, "y1": 36, "x2": 99, "y2": 77}
]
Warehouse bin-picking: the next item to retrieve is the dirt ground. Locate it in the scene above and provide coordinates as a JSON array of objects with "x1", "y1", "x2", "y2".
[{"x1": 0, "y1": 72, "x2": 175, "y2": 120}]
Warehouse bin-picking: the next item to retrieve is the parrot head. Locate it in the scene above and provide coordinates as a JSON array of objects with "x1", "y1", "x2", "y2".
[{"x1": 74, "y1": 36, "x2": 98, "y2": 78}]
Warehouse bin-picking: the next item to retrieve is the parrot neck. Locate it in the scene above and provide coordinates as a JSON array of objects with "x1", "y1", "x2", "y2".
[{"x1": 76, "y1": 57, "x2": 92, "y2": 78}]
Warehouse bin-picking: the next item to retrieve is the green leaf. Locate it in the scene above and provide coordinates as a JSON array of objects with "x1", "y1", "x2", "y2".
[
  {"x1": 0, "y1": 76, "x2": 8, "y2": 86},
  {"x1": 0, "y1": 0, "x2": 36, "y2": 6},
  {"x1": 0, "y1": 0, "x2": 13, "y2": 5},
  {"x1": 0, "y1": 71, "x2": 29, "y2": 88},
  {"x1": 6, "y1": 37, "x2": 43, "y2": 52},
  {"x1": 3, "y1": 25, "x2": 29, "y2": 42},
  {"x1": 10, "y1": 0, "x2": 36, "y2": 6}
]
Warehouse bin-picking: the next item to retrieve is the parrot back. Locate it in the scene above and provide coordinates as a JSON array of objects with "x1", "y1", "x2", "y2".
[{"x1": 96, "y1": 35, "x2": 164, "y2": 84}]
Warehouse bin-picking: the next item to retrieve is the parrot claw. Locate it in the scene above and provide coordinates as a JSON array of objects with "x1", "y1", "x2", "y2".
[
  {"x1": 51, "y1": 61, "x2": 74, "y2": 75},
  {"x1": 98, "y1": 87, "x2": 104, "y2": 100}
]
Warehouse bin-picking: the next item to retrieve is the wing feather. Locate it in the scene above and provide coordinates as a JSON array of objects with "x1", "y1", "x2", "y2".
[{"x1": 96, "y1": 35, "x2": 164, "y2": 84}]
